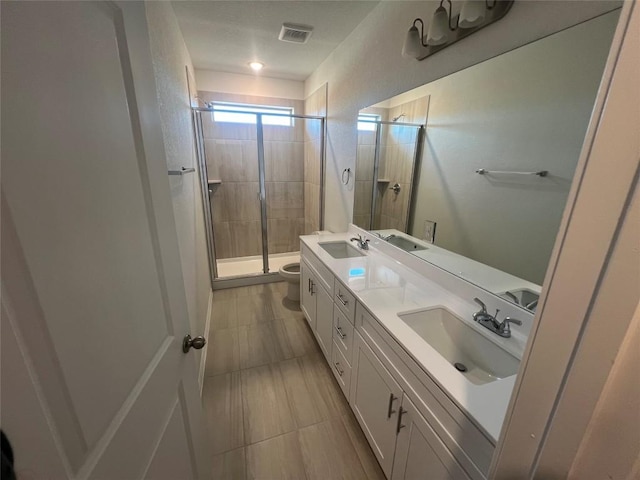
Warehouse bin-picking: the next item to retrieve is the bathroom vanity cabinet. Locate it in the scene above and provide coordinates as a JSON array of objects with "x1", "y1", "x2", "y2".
[
  {"x1": 350, "y1": 330, "x2": 403, "y2": 477},
  {"x1": 355, "y1": 303, "x2": 491, "y2": 480},
  {"x1": 300, "y1": 236, "x2": 503, "y2": 480},
  {"x1": 300, "y1": 257, "x2": 333, "y2": 361},
  {"x1": 301, "y1": 246, "x2": 358, "y2": 398},
  {"x1": 392, "y1": 393, "x2": 472, "y2": 480}
]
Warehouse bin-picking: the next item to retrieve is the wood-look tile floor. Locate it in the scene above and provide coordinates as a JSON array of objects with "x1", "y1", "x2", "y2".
[{"x1": 204, "y1": 282, "x2": 386, "y2": 480}]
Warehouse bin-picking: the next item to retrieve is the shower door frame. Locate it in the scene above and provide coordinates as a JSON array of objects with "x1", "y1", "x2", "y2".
[
  {"x1": 192, "y1": 108, "x2": 326, "y2": 285},
  {"x1": 363, "y1": 119, "x2": 425, "y2": 232}
]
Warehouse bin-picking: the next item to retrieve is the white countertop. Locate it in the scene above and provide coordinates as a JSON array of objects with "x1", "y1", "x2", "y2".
[
  {"x1": 301, "y1": 231, "x2": 525, "y2": 443},
  {"x1": 373, "y1": 229, "x2": 541, "y2": 296}
]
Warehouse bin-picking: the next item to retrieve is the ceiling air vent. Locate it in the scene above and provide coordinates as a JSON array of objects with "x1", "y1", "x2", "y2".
[{"x1": 278, "y1": 23, "x2": 313, "y2": 44}]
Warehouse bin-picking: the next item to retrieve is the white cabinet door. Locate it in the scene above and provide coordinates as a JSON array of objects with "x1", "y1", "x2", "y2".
[
  {"x1": 315, "y1": 283, "x2": 334, "y2": 362},
  {"x1": 351, "y1": 332, "x2": 404, "y2": 478},
  {"x1": 392, "y1": 395, "x2": 471, "y2": 480},
  {"x1": 301, "y1": 260, "x2": 317, "y2": 330},
  {"x1": 0, "y1": 2, "x2": 209, "y2": 478}
]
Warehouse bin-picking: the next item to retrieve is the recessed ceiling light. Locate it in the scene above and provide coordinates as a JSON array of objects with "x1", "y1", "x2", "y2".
[{"x1": 249, "y1": 62, "x2": 264, "y2": 72}]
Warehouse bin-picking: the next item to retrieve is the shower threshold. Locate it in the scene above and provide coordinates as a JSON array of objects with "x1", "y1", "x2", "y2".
[{"x1": 216, "y1": 251, "x2": 300, "y2": 279}]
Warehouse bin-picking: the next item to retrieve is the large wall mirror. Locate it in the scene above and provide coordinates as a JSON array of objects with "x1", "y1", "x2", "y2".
[{"x1": 352, "y1": 10, "x2": 620, "y2": 312}]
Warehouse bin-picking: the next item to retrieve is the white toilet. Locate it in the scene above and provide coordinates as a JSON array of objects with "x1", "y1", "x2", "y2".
[
  {"x1": 278, "y1": 263, "x2": 301, "y2": 302},
  {"x1": 278, "y1": 234, "x2": 330, "y2": 302}
]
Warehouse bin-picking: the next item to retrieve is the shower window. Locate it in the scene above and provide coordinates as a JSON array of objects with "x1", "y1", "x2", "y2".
[
  {"x1": 357, "y1": 113, "x2": 380, "y2": 131},
  {"x1": 211, "y1": 102, "x2": 294, "y2": 127}
]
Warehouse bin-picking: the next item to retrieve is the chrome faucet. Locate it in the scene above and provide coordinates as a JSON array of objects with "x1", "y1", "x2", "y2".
[
  {"x1": 503, "y1": 291, "x2": 519, "y2": 304},
  {"x1": 350, "y1": 234, "x2": 370, "y2": 250},
  {"x1": 374, "y1": 232, "x2": 395, "y2": 241},
  {"x1": 472, "y1": 298, "x2": 522, "y2": 338}
]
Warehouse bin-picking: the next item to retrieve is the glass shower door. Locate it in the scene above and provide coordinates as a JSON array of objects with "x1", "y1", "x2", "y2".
[
  {"x1": 201, "y1": 111, "x2": 264, "y2": 278},
  {"x1": 354, "y1": 124, "x2": 377, "y2": 230},
  {"x1": 262, "y1": 115, "x2": 323, "y2": 273},
  {"x1": 194, "y1": 107, "x2": 325, "y2": 282}
]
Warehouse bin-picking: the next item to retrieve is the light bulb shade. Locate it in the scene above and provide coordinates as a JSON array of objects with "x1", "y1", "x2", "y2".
[
  {"x1": 427, "y1": 6, "x2": 450, "y2": 46},
  {"x1": 402, "y1": 25, "x2": 422, "y2": 58},
  {"x1": 459, "y1": 0, "x2": 486, "y2": 28}
]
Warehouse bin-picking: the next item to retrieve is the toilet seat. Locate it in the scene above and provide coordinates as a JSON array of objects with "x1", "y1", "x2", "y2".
[
  {"x1": 279, "y1": 262, "x2": 301, "y2": 301},
  {"x1": 280, "y1": 262, "x2": 300, "y2": 274}
]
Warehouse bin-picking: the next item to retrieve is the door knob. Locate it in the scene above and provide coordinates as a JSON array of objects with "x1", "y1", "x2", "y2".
[{"x1": 182, "y1": 334, "x2": 206, "y2": 353}]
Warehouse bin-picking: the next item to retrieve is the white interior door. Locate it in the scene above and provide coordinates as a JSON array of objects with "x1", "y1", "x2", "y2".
[{"x1": 1, "y1": 2, "x2": 210, "y2": 478}]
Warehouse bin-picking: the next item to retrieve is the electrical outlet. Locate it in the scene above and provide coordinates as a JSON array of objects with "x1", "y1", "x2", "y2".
[{"x1": 424, "y1": 220, "x2": 436, "y2": 244}]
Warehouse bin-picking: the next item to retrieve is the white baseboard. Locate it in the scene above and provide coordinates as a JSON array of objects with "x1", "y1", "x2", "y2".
[{"x1": 198, "y1": 289, "x2": 213, "y2": 396}]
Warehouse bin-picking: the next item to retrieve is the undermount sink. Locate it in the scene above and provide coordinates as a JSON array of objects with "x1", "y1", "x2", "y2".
[
  {"x1": 387, "y1": 235, "x2": 428, "y2": 252},
  {"x1": 398, "y1": 307, "x2": 519, "y2": 385},
  {"x1": 319, "y1": 241, "x2": 366, "y2": 259}
]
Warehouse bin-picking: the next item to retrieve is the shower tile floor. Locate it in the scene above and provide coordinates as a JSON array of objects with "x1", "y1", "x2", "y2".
[
  {"x1": 216, "y1": 252, "x2": 300, "y2": 278},
  {"x1": 203, "y1": 281, "x2": 385, "y2": 479}
]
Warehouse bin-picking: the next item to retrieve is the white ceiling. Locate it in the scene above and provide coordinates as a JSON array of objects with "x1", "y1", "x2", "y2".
[{"x1": 171, "y1": 1, "x2": 380, "y2": 81}]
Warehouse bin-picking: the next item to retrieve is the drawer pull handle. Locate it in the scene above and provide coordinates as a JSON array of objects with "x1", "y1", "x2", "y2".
[
  {"x1": 310, "y1": 281, "x2": 316, "y2": 295},
  {"x1": 335, "y1": 325, "x2": 346, "y2": 339},
  {"x1": 308, "y1": 278, "x2": 312, "y2": 293},
  {"x1": 337, "y1": 292, "x2": 348, "y2": 306},
  {"x1": 396, "y1": 407, "x2": 407, "y2": 435},
  {"x1": 387, "y1": 393, "x2": 397, "y2": 418},
  {"x1": 396, "y1": 407, "x2": 407, "y2": 434},
  {"x1": 333, "y1": 362, "x2": 344, "y2": 377}
]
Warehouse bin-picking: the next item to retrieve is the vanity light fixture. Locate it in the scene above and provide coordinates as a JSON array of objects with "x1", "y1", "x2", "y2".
[
  {"x1": 402, "y1": 19, "x2": 427, "y2": 58},
  {"x1": 459, "y1": 0, "x2": 489, "y2": 28},
  {"x1": 249, "y1": 61, "x2": 264, "y2": 72},
  {"x1": 402, "y1": 0, "x2": 514, "y2": 61},
  {"x1": 426, "y1": 0, "x2": 456, "y2": 46}
]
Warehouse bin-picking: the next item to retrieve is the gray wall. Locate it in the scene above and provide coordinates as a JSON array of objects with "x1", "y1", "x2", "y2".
[
  {"x1": 304, "y1": 1, "x2": 621, "y2": 233},
  {"x1": 145, "y1": 2, "x2": 211, "y2": 360}
]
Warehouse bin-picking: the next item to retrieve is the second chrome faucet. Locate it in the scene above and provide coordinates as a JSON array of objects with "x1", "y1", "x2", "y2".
[
  {"x1": 350, "y1": 234, "x2": 370, "y2": 250},
  {"x1": 473, "y1": 298, "x2": 522, "y2": 338}
]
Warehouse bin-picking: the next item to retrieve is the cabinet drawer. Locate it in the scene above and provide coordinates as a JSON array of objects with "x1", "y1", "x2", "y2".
[
  {"x1": 301, "y1": 244, "x2": 334, "y2": 293},
  {"x1": 333, "y1": 280, "x2": 356, "y2": 321},
  {"x1": 331, "y1": 341, "x2": 351, "y2": 399},
  {"x1": 356, "y1": 303, "x2": 493, "y2": 480},
  {"x1": 333, "y1": 305, "x2": 354, "y2": 365}
]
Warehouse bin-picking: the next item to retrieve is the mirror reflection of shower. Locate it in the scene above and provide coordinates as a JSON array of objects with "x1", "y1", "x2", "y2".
[{"x1": 353, "y1": 98, "x2": 428, "y2": 232}]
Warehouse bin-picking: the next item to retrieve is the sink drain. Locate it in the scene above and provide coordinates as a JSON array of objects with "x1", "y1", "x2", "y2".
[{"x1": 454, "y1": 362, "x2": 467, "y2": 372}]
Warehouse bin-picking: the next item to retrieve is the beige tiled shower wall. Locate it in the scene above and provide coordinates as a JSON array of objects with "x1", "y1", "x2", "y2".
[
  {"x1": 199, "y1": 92, "x2": 307, "y2": 258},
  {"x1": 303, "y1": 84, "x2": 327, "y2": 234},
  {"x1": 354, "y1": 129, "x2": 376, "y2": 229},
  {"x1": 377, "y1": 96, "x2": 428, "y2": 231}
]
